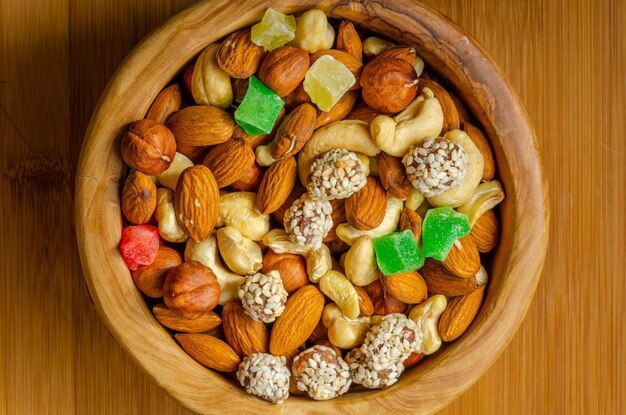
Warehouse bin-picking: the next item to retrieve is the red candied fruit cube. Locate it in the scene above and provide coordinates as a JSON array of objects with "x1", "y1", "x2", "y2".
[{"x1": 119, "y1": 224, "x2": 160, "y2": 271}]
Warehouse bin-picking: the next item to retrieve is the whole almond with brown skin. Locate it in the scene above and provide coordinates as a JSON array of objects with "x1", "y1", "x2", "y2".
[
  {"x1": 346, "y1": 103, "x2": 386, "y2": 124},
  {"x1": 271, "y1": 182, "x2": 306, "y2": 224},
  {"x1": 364, "y1": 280, "x2": 408, "y2": 315},
  {"x1": 336, "y1": 20, "x2": 363, "y2": 61},
  {"x1": 354, "y1": 285, "x2": 374, "y2": 317},
  {"x1": 450, "y1": 92, "x2": 472, "y2": 125},
  {"x1": 163, "y1": 261, "x2": 221, "y2": 319},
  {"x1": 121, "y1": 171, "x2": 157, "y2": 224},
  {"x1": 145, "y1": 84, "x2": 182, "y2": 124},
  {"x1": 174, "y1": 165, "x2": 219, "y2": 242},
  {"x1": 132, "y1": 246, "x2": 181, "y2": 297},
  {"x1": 270, "y1": 285, "x2": 325, "y2": 356},
  {"x1": 438, "y1": 285, "x2": 485, "y2": 341},
  {"x1": 443, "y1": 235, "x2": 481, "y2": 277},
  {"x1": 311, "y1": 50, "x2": 363, "y2": 90},
  {"x1": 315, "y1": 90, "x2": 359, "y2": 129},
  {"x1": 230, "y1": 161, "x2": 264, "y2": 192},
  {"x1": 258, "y1": 46, "x2": 310, "y2": 97},
  {"x1": 463, "y1": 123, "x2": 495, "y2": 182},
  {"x1": 421, "y1": 259, "x2": 482, "y2": 296},
  {"x1": 375, "y1": 45, "x2": 416, "y2": 65},
  {"x1": 153, "y1": 303, "x2": 221, "y2": 333},
  {"x1": 283, "y1": 82, "x2": 312, "y2": 110},
  {"x1": 202, "y1": 138, "x2": 255, "y2": 188},
  {"x1": 270, "y1": 103, "x2": 317, "y2": 159},
  {"x1": 378, "y1": 152, "x2": 412, "y2": 199},
  {"x1": 399, "y1": 207, "x2": 423, "y2": 243},
  {"x1": 403, "y1": 353, "x2": 425, "y2": 369},
  {"x1": 222, "y1": 301, "x2": 268, "y2": 356},
  {"x1": 256, "y1": 156, "x2": 297, "y2": 214},
  {"x1": 176, "y1": 333, "x2": 241, "y2": 372},
  {"x1": 121, "y1": 119, "x2": 176, "y2": 175},
  {"x1": 361, "y1": 57, "x2": 418, "y2": 113},
  {"x1": 471, "y1": 210, "x2": 500, "y2": 252},
  {"x1": 382, "y1": 270, "x2": 428, "y2": 304},
  {"x1": 419, "y1": 78, "x2": 460, "y2": 132},
  {"x1": 216, "y1": 28, "x2": 266, "y2": 79},
  {"x1": 262, "y1": 250, "x2": 308, "y2": 294},
  {"x1": 345, "y1": 177, "x2": 387, "y2": 230},
  {"x1": 166, "y1": 106, "x2": 234, "y2": 147}
]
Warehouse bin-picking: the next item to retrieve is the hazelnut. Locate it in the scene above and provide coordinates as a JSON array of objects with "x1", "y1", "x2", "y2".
[
  {"x1": 360, "y1": 57, "x2": 418, "y2": 113},
  {"x1": 132, "y1": 246, "x2": 182, "y2": 298},
  {"x1": 163, "y1": 261, "x2": 221, "y2": 319},
  {"x1": 121, "y1": 171, "x2": 157, "y2": 225},
  {"x1": 364, "y1": 280, "x2": 408, "y2": 315},
  {"x1": 262, "y1": 250, "x2": 308, "y2": 294},
  {"x1": 121, "y1": 119, "x2": 176, "y2": 175}
]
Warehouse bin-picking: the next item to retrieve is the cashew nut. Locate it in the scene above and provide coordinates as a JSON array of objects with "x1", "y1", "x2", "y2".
[
  {"x1": 457, "y1": 180, "x2": 505, "y2": 226},
  {"x1": 362, "y1": 36, "x2": 396, "y2": 57},
  {"x1": 319, "y1": 270, "x2": 360, "y2": 319},
  {"x1": 344, "y1": 235, "x2": 381, "y2": 286},
  {"x1": 191, "y1": 43, "x2": 233, "y2": 109},
  {"x1": 255, "y1": 144, "x2": 277, "y2": 167},
  {"x1": 216, "y1": 226, "x2": 262, "y2": 275},
  {"x1": 427, "y1": 129, "x2": 485, "y2": 207},
  {"x1": 155, "y1": 188, "x2": 188, "y2": 243},
  {"x1": 290, "y1": 9, "x2": 334, "y2": 54},
  {"x1": 322, "y1": 304, "x2": 382, "y2": 349},
  {"x1": 306, "y1": 244, "x2": 332, "y2": 283},
  {"x1": 184, "y1": 235, "x2": 245, "y2": 305},
  {"x1": 217, "y1": 192, "x2": 270, "y2": 241},
  {"x1": 370, "y1": 88, "x2": 444, "y2": 156},
  {"x1": 156, "y1": 152, "x2": 193, "y2": 190},
  {"x1": 262, "y1": 229, "x2": 310, "y2": 256},
  {"x1": 336, "y1": 197, "x2": 403, "y2": 245},
  {"x1": 408, "y1": 295, "x2": 447, "y2": 355},
  {"x1": 297, "y1": 120, "x2": 381, "y2": 186},
  {"x1": 405, "y1": 188, "x2": 425, "y2": 211}
]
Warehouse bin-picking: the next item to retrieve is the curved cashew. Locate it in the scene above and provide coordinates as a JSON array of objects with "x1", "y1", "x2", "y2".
[
  {"x1": 255, "y1": 144, "x2": 277, "y2": 167},
  {"x1": 370, "y1": 88, "x2": 444, "y2": 156},
  {"x1": 319, "y1": 270, "x2": 360, "y2": 319},
  {"x1": 408, "y1": 295, "x2": 447, "y2": 355},
  {"x1": 344, "y1": 235, "x2": 381, "y2": 286},
  {"x1": 156, "y1": 152, "x2": 193, "y2": 190},
  {"x1": 262, "y1": 229, "x2": 310, "y2": 256},
  {"x1": 191, "y1": 43, "x2": 233, "y2": 109},
  {"x1": 336, "y1": 197, "x2": 403, "y2": 245},
  {"x1": 216, "y1": 226, "x2": 262, "y2": 275},
  {"x1": 290, "y1": 9, "x2": 334, "y2": 54},
  {"x1": 427, "y1": 129, "x2": 485, "y2": 207},
  {"x1": 362, "y1": 36, "x2": 396, "y2": 57},
  {"x1": 217, "y1": 192, "x2": 270, "y2": 241},
  {"x1": 184, "y1": 235, "x2": 244, "y2": 305},
  {"x1": 155, "y1": 188, "x2": 188, "y2": 243},
  {"x1": 322, "y1": 304, "x2": 382, "y2": 349},
  {"x1": 297, "y1": 120, "x2": 381, "y2": 186},
  {"x1": 306, "y1": 244, "x2": 332, "y2": 283},
  {"x1": 457, "y1": 180, "x2": 505, "y2": 226}
]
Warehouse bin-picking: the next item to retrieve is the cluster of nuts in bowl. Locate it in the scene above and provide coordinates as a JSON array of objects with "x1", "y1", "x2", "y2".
[{"x1": 118, "y1": 8, "x2": 506, "y2": 403}]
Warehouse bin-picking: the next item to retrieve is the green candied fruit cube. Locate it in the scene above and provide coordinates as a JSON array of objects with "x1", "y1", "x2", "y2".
[
  {"x1": 251, "y1": 8, "x2": 297, "y2": 51},
  {"x1": 373, "y1": 230, "x2": 425, "y2": 276},
  {"x1": 421, "y1": 207, "x2": 471, "y2": 261},
  {"x1": 303, "y1": 55, "x2": 356, "y2": 112},
  {"x1": 234, "y1": 76, "x2": 284, "y2": 136}
]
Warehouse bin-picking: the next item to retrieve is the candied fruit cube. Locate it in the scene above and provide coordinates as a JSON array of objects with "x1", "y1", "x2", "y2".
[
  {"x1": 303, "y1": 55, "x2": 356, "y2": 112},
  {"x1": 119, "y1": 224, "x2": 160, "y2": 271},
  {"x1": 373, "y1": 230, "x2": 424, "y2": 275},
  {"x1": 251, "y1": 8, "x2": 297, "y2": 51},
  {"x1": 234, "y1": 76, "x2": 284, "y2": 135},
  {"x1": 421, "y1": 207, "x2": 471, "y2": 261}
]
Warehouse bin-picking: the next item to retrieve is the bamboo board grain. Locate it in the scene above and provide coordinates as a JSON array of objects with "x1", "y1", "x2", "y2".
[{"x1": 0, "y1": 0, "x2": 623, "y2": 414}]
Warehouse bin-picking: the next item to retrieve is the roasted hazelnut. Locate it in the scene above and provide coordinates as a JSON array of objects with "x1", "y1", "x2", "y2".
[
  {"x1": 262, "y1": 249, "x2": 308, "y2": 294},
  {"x1": 364, "y1": 279, "x2": 408, "y2": 315},
  {"x1": 163, "y1": 261, "x2": 221, "y2": 319},
  {"x1": 360, "y1": 57, "x2": 418, "y2": 113},
  {"x1": 121, "y1": 119, "x2": 176, "y2": 175}
]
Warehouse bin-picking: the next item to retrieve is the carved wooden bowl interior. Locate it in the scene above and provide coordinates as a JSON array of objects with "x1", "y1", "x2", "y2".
[{"x1": 75, "y1": 0, "x2": 549, "y2": 413}]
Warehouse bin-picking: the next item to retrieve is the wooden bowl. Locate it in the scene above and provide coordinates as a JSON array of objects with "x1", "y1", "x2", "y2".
[{"x1": 75, "y1": 0, "x2": 549, "y2": 413}]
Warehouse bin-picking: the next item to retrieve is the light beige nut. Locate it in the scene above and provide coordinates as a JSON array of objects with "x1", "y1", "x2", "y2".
[
  {"x1": 413, "y1": 55, "x2": 425, "y2": 77},
  {"x1": 156, "y1": 152, "x2": 194, "y2": 190},
  {"x1": 344, "y1": 235, "x2": 381, "y2": 286},
  {"x1": 255, "y1": 144, "x2": 277, "y2": 167},
  {"x1": 191, "y1": 43, "x2": 233, "y2": 108},
  {"x1": 289, "y1": 9, "x2": 335, "y2": 54},
  {"x1": 362, "y1": 36, "x2": 396, "y2": 57},
  {"x1": 216, "y1": 192, "x2": 270, "y2": 241},
  {"x1": 319, "y1": 270, "x2": 360, "y2": 319},
  {"x1": 155, "y1": 188, "x2": 188, "y2": 243},
  {"x1": 456, "y1": 180, "x2": 505, "y2": 226},
  {"x1": 306, "y1": 244, "x2": 332, "y2": 283},
  {"x1": 322, "y1": 303, "x2": 382, "y2": 349},
  {"x1": 336, "y1": 197, "x2": 403, "y2": 245},
  {"x1": 405, "y1": 188, "x2": 425, "y2": 211},
  {"x1": 262, "y1": 229, "x2": 311, "y2": 256},
  {"x1": 408, "y1": 295, "x2": 447, "y2": 355},
  {"x1": 184, "y1": 235, "x2": 245, "y2": 305},
  {"x1": 217, "y1": 226, "x2": 263, "y2": 275}
]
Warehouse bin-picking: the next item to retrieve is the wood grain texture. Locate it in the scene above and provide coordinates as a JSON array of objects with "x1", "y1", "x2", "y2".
[{"x1": 0, "y1": 1, "x2": 623, "y2": 415}]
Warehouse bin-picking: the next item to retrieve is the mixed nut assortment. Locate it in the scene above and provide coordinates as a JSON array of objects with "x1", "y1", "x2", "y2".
[{"x1": 117, "y1": 8, "x2": 506, "y2": 403}]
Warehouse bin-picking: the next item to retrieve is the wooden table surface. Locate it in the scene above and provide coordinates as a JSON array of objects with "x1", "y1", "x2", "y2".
[{"x1": 1, "y1": 0, "x2": 624, "y2": 413}]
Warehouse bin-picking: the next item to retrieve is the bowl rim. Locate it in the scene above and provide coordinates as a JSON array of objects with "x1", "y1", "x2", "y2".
[{"x1": 75, "y1": 0, "x2": 549, "y2": 413}]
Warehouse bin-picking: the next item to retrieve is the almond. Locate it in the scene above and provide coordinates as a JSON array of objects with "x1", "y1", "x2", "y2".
[
  {"x1": 361, "y1": 57, "x2": 418, "y2": 113},
  {"x1": 258, "y1": 46, "x2": 310, "y2": 97},
  {"x1": 471, "y1": 210, "x2": 500, "y2": 253},
  {"x1": 262, "y1": 250, "x2": 308, "y2": 294},
  {"x1": 345, "y1": 176, "x2": 387, "y2": 230},
  {"x1": 175, "y1": 333, "x2": 241, "y2": 372},
  {"x1": 364, "y1": 279, "x2": 408, "y2": 315},
  {"x1": 202, "y1": 138, "x2": 255, "y2": 188},
  {"x1": 443, "y1": 235, "x2": 481, "y2": 277},
  {"x1": 450, "y1": 92, "x2": 472, "y2": 125},
  {"x1": 375, "y1": 45, "x2": 416, "y2": 65},
  {"x1": 270, "y1": 103, "x2": 317, "y2": 159},
  {"x1": 462, "y1": 122, "x2": 495, "y2": 182},
  {"x1": 315, "y1": 90, "x2": 359, "y2": 128},
  {"x1": 283, "y1": 81, "x2": 312, "y2": 110},
  {"x1": 230, "y1": 161, "x2": 264, "y2": 192},
  {"x1": 145, "y1": 84, "x2": 182, "y2": 124},
  {"x1": 216, "y1": 28, "x2": 266, "y2": 79},
  {"x1": 378, "y1": 152, "x2": 413, "y2": 199},
  {"x1": 152, "y1": 303, "x2": 221, "y2": 333},
  {"x1": 121, "y1": 171, "x2": 157, "y2": 224},
  {"x1": 354, "y1": 285, "x2": 374, "y2": 317},
  {"x1": 382, "y1": 270, "x2": 428, "y2": 304},
  {"x1": 311, "y1": 49, "x2": 363, "y2": 90},
  {"x1": 336, "y1": 20, "x2": 363, "y2": 61},
  {"x1": 346, "y1": 102, "x2": 386, "y2": 124},
  {"x1": 132, "y1": 246, "x2": 181, "y2": 297},
  {"x1": 256, "y1": 156, "x2": 297, "y2": 214},
  {"x1": 222, "y1": 301, "x2": 268, "y2": 356},
  {"x1": 403, "y1": 352, "x2": 425, "y2": 369},
  {"x1": 421, "y1": 259, "x2": 482, "y2": 296},
  {"x1": 173, "y1": 165, "x2": 219, "y2": 242},
  {"x1": 399, "y1": 207, "x2": 422, "y2": 243},
  {"x1": 419, "y1": 78, "x2": 460, "y2": 132},
  {"x1": 438, "y1": 285, "x2": 485, "y2": 341},
  {"x1": 166, "y1": 106, "x2": 234, "y2": 147},
  {"x1": 270, "y1": 285, "x2": 325, "y2": 356}
]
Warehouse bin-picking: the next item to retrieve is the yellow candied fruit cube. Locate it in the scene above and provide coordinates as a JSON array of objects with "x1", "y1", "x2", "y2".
[
  {"x1": 303, "y1": 55, "x2": 356, "y2": 112},
  {"x1": 251, "y1": 8, "x2": 297, "y2": 51}
]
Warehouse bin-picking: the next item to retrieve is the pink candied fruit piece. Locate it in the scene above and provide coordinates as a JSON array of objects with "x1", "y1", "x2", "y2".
[{"x1": 119, "y1": 224, "x2": 160, "y2": 271}]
